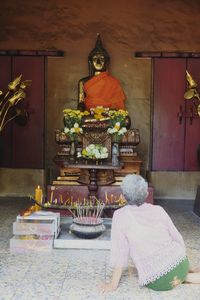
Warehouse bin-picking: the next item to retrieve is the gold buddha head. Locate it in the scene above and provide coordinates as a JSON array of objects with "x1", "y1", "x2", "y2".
[{"x1": 88, "y1": 34, "x2": 110, "y2": 75}]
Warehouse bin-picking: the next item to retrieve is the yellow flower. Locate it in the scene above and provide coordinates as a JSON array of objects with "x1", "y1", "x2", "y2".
[
  {"x1": 83, "y1": 110, "x2": 90, "y2": 116},
  {"x1": 114, "y1": 122, "x2": 120, "y2": 130},
  {"x1": 82, "y1": 149, "x2": 87, "y2": 156}
]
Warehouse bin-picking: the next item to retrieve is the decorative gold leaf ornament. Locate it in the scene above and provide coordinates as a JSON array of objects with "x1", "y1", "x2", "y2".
[
  {"x1": 184, "y1": 70, "x2": 200, "y2": 117},
  {"x1": 0, "y1": 74, "x2": 31, "y2": 132},
  {"x1": 186, "y1": 70, "x2": 197, "y2": 88}
]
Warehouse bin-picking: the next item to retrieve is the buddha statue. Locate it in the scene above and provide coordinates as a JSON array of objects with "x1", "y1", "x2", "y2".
[{"x1": 78, "y1": 34, "x2": 126, "y2": 111}]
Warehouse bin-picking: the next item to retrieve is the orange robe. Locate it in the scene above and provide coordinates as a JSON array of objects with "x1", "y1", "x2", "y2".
[{"x1": 84, "y1": 71, "x2": 126, "y2": 110}]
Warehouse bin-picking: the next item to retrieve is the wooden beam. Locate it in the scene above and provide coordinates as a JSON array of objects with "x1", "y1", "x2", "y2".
[{"x1": 0, "y1": 50, "x2": 64, "y2": 56}]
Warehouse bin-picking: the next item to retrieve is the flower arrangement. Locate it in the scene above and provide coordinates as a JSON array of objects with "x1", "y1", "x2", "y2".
[
  {"x1": 0, "y1": 74, "x2": 31, "y2": 132},
  {"x1": 63, "y1": 109, "x2": 89, "y2": 141},
  {"x1": 107, "y1": 109, "x2": 128, "y2": 142},
  {"x1": 78, "y1": 144, "x2": 108, "y2": 160}
]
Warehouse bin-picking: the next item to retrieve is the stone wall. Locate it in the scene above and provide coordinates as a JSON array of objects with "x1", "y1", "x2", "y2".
[{"x1": 0, "y1": 0, "x2": 200, "y2": 198}]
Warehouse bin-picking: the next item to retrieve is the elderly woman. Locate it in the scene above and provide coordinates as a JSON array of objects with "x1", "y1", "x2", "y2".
[{"x1": 101, "y1": 174, "x2": 200, "y2": 293}]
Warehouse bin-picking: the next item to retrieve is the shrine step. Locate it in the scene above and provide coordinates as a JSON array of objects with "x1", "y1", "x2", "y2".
[{"x1": 54, "y1": 217, "x2": 111, "y2": 250}]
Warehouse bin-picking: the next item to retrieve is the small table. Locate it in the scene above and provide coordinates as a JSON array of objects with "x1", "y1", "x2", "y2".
[{"x1": 63, "y1": 160, "x2": 123, "y2": 201}]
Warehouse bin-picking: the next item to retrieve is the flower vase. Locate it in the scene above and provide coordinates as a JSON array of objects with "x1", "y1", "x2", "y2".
[
  {"x1": 112, "y1": 142, "x2": 120, "y2": 166},
  {"x1": 69, "y1": 140, "x2": 76, "y2": 161}
]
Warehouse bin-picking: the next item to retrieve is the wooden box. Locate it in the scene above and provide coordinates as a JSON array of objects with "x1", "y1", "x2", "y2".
[
  {"x1": 13, "y1": 219, "x2": 55, "y2": 236},
  {"x1": 10, "y1": 235, "x2": 53, "y2": 253},
  {"x1": 16, "y1": 211, "x2": 60, "y2": 238}
]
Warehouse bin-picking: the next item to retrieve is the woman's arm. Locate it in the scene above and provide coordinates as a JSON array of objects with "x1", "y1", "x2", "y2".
[
  {"x1": 100, "y1": 211, "x2": 129, "y2": 293},
  {"x1": 162, "y1": 208, "x2": 185, "y2": 246},
  {"x1": 110, "y1": 212, "x2": 129, "y2": 267}
]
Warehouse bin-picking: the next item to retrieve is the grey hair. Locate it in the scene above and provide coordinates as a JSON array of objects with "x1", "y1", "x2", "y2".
[{"x1": 120, "y1": 174, "x2": 148, "y2": 206}]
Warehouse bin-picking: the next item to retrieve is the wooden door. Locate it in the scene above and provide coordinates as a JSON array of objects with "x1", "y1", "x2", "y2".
[
  {"x1": 152, "y1": 58, "x2": 200, "y2": 171},
  {"x1": 0, "y1": 56, "x2": 12, "y2": 167},
  {"x1": 152, "y1": 58, "x2": 186, "y2": 171},
  {"x1": 0, "y1": 56, "x2": 45, "y2": 169},
  {"x1": 12, "y1": 56, "x2": 45, "y2": 169}
]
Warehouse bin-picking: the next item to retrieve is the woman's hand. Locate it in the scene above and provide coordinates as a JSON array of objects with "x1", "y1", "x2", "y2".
[
  {"x1": 99, "y1": 282, "x2": 118, "y2": 294},
  {"x1": 99, "y1": 266, "x2": 123, "y2": 293}
]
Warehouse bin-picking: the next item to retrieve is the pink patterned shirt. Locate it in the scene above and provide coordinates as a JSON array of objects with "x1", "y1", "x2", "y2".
[{"x1": 110, "y1": 203, "x2": 187, "y2": 286}]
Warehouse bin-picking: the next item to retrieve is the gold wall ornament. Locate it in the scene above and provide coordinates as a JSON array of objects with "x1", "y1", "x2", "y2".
[
  {"x1": 186, "y1": 70, "x2": 197, "y2": 88},
  {"x1": 0, "y1": 75, "x2": 31, "y2": 132},
  {"x1": 184, "y1": 70, "x2": 200, "y2": 117}
]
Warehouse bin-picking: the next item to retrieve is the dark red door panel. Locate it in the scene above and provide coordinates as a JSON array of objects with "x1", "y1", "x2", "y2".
[
  {"x1": 12, "y1": 56, "x2": 45, "y2": 168},
  {"x1": 152, "y1": 58, "x2": 186, "y2": 171},
  {"x1": 0, "y1": 56, "x2": 12, "y2": 167}
]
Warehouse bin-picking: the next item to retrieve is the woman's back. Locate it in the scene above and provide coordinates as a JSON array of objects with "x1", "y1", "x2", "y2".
[{"x1": 110, "y1": 203, "x2": 187, "y2": 285}]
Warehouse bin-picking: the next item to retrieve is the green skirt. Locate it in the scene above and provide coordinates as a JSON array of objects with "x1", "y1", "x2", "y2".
[{"x1": 146, "y1": 257, "x2": 189, "y2": 291}]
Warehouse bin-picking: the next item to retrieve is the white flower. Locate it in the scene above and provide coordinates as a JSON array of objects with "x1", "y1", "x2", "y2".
[
  {"x1": 101, "y1": 153, "x2": 108, "y2": 158},
  {"x1": 89, "y1": 144, "x2": 95, "y2": 150},
  {"x1": 121, "y1": 127, "x2": 127, "y2": 133},
  {"x1": 77, "y1": 152, "x2": 82, "y2": 157},
  {"x1": 64, "y1": 127, "x2": 70, "y2": 133},
  {"x1": 102, "y1": 147, "x2": 108, "y2": 154},
  {"x1": 107, "y1": 128, "x2": 118, "y2": 134},
  {"x1": 118, "y1": 127, "x2": 127, "y2": 135},
  {"x1": 74, "y1": 123, "x2": 79, "y2": 128},
  {"x1": 70, "y1": 128, "x2": 75, "y2": 133},
  {"x1": 95, "y1": 152, "x2": 101, "y2": 159}
]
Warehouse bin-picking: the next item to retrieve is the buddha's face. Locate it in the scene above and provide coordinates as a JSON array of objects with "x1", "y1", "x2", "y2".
[{"x1": 92, "y1": 54, "x2": 106, "y2": 71}]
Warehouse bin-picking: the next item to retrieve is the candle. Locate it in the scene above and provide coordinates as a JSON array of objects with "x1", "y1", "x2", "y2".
[
  {"x1": 34, "y1": 185, "x2": 43, "y2": 211},
  {"x1": 50, "y1": 191, "x2": 54, "y2": 203}
]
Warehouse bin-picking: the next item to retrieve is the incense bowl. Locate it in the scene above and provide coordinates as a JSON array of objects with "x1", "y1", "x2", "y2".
[{"x1": 70, "y1": 217, "x2": 105, "y2": 239}]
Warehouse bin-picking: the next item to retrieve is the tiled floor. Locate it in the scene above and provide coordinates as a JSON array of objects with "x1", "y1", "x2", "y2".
[{"x1": 0, "y1": 197, "x2": 200, "y2": 300}]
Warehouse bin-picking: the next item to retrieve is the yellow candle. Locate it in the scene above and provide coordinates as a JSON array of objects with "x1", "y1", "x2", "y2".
[{"x1": 34, "y1": 185, "x2": 43, "y2": 211}]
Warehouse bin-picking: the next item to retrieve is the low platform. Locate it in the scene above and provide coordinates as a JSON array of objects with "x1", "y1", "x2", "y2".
[{"x1": 54, "y1": 217, "x2": 111, "y2": 250}]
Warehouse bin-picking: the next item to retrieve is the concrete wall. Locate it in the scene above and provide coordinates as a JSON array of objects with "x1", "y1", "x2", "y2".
[
  {"x1": 0, "y1": 168, "x2": 45, "y2": 196},
  {"x1": 0, "y1": 0, "x2": 200, "y2": 198}
]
